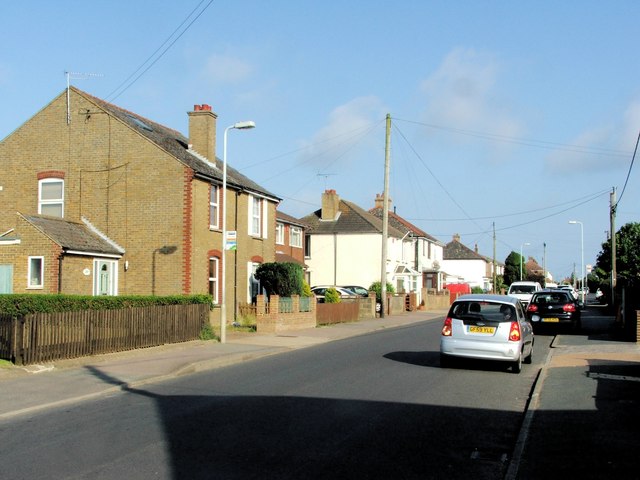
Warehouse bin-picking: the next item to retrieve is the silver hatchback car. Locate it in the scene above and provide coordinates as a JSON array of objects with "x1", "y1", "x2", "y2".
[{"x1": 440, "y1": 294, "x2": 534, "y2": 373}]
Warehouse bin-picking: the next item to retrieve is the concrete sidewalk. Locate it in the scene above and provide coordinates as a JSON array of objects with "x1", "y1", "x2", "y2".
[
  {"x1": 0, "y1": 309, "x2": 447, "y2": 420},
  {"x1": 508, "y1": 309, "x2": 640, "y2": 479}
]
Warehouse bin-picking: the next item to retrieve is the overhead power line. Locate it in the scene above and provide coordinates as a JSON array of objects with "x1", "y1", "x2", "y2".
[{"x1": 106, "y1": 0, "x2": 215, "y2": 102}]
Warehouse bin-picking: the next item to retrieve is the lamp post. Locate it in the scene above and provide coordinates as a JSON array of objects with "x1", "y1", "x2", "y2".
[
  {"x1": 520, "y1": 242, "x2": 530, "y2": 281},
  {"x1": 569, "y1": 220, "x2": 585, "y2": 304},
  {"x1": 221, "y1": 120, "x2": 255, "y2": 343}
]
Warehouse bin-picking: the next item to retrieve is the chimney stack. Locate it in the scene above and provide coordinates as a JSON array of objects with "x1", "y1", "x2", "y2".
[
  {"x1": 321, "y1": 189, "x2": 340, "y2": 221},
  {"x1": 188, "y1": 104, "x2": 217, "y2": 161},
  {"x1": 374, "y1": 193, "x2": 392, "y2": 211},
  {"x1": 453, "y1": 233, "x2": 461, "y2": 242}
]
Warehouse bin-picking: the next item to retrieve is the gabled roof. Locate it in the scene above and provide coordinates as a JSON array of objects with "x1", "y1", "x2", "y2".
[
  {"x1": 276, "y1": 211, "x2": 308, "y2": 228},
  {"x1": 21, "y1": 214, "x2": 124, "y2": 257},
  {"x1": 72, "y1": 87, "x2": 279, "y2": 201},
  {"x1": 369, "y1": 207, "x2": 444, "y2": 245},
  {"x1": 301, "y1": 199, "x2": 405, "y2": 237},
  {"x1": 444, "y1": 236, "x2": 487, "y2": 261}
]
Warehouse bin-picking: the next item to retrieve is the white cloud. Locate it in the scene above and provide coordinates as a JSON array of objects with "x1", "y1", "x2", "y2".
[
  {"x1": 545, "y1": 98, "x2": 640, "y2": 173},
  {"x1": 419, "y1": 48, "x2": 525, "y2": 157},
  {"x1": 296, "y1": 96, "x2": 385, "y2": 169}
]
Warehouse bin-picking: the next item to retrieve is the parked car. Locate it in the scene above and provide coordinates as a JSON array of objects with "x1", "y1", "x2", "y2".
[
  {"x1": 340, "y1": 285, "x2": 381, "y2": 313},
  {"x1": 340, "y1": 285, "x2": 369, "y2": 297},
  {"x1": 310, "y1": 286, "x2": 357, "y2": 303},
  {"x1": 440, "y1": 294, "x2": 534, "y2": 373},
  {"x1": 526, "y1": 289, "x2": 582, "y2": 331},
  {"x1": 507, "y1": 281, "x2": 542, "y2": 308}
]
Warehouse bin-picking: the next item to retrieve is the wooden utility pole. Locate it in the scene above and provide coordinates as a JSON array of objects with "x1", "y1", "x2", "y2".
[
  {"x1": 380, "y1": 114, "x2": 391, "y2": 317},
  {"x1": 610, "y1": 187, "x2": 617, "y2": 301},
  {"x1": 492, "y1": 222, "x2": 497, "y2": 293}
]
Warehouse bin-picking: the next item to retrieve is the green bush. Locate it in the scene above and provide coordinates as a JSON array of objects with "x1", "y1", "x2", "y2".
[
  {"x1": 255, "y1": 262, "x2": 304, "y2": 297},
  {"x1": 324, "y1": 287, "x2": 341, "y2": 303},
  {"x1": 368, "y1": 281, "x2": 395, "y2": 303},
  {"x1": 471, "y1": 287, "x2": 484, "y2": 294},
  {"x1": 301, "y1": 281, "x2": 312, "y2": 297},
  {"x1": 0, "y1": 294, "x2": 212, "y2": 317}
]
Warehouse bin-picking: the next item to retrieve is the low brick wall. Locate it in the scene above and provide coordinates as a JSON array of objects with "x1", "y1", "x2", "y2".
[{"x1": 255, "y1": 295, "x2": 316, "y2": 334}]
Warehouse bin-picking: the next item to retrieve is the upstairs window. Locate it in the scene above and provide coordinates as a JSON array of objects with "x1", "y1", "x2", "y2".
[
  {"x1": 209, "y1": 184, "x2": 219, "y2": 229},
  {"x1": 290, "y1": 226, "x2": 302, "y2": 248},
  {"x1": 39, "y1": 179, "x2": 64, "y2": 217},
  {"x1": 249, "y1": 195, "x2": 262, "y2": 237},
  {"x1": 276, "y1": 223, "x2": 285, "y2": 245}
]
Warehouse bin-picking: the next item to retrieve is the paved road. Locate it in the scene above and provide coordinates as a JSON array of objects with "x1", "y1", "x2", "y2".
[{"x1": 1, "y1": 317, "x2": 544, "y2": 480}]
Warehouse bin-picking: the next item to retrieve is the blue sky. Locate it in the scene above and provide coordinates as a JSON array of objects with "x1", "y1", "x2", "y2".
[{"x1": 2, "y1": 1, "x2": 639, "y2": 282}]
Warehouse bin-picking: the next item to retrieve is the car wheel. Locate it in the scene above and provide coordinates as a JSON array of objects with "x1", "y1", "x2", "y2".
[
  {"x1": 524, "y1": 342, "x2": 533, "y2": 364},
  {"x1": 512, "y1": 353, "x2": 522, "y2": 373}
]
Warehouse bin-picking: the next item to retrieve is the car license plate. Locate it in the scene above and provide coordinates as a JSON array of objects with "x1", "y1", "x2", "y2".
[
  {"x1": 542, "y1": 317, "x2": 559, "y2": 323},
  {"x1": 469, "y1": 326, "x2": 495, "y2": 334}
]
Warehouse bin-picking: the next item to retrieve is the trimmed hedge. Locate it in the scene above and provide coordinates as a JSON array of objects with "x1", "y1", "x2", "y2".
[{"x1": 0, "y1": 294, "x2": 212, "y2": 317}]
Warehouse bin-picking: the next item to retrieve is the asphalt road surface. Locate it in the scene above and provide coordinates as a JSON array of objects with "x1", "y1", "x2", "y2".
[{"x1": 1, "y1": 318, "x2": 553, "y2": 479}]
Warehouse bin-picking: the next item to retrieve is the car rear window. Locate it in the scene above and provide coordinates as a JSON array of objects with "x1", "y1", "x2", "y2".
[
  {"x1": 450, "y1": 301, "x2": 515, "y2": 322},
  {"x1": 509, "y1": 285, "x2": 536, "y2": 294},
  {"x1": 532, "y1": 293, "x2": 569, "y2": 304}
]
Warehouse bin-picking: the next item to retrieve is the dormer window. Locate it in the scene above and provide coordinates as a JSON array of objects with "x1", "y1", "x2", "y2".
[{"x1": 38, "y1": 178, "x2": 64, "y2": 217}]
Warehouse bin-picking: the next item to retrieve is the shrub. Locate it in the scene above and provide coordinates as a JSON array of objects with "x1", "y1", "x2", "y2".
[
  {"x1": 368, "y1": 281, "x2": 395, "y2": 303},
  {"x1": 255, "y1": 262, "x2": 304, "y2": 297},
  {"x1": 324, "y1": 287, "x2": 341, "y2": 303},
  {"x1": 0, "y1": 294, "x2": 212, "y2": 317},
  {"x1": 199, "y1": 323, "x2": 218, "y2": 341}
]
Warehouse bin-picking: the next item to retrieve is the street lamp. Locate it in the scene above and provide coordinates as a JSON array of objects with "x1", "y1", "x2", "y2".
[
  {"x1": 569, "y1": 220, "x2": 585, "y2": 304},
  {"x1": 520, "y1": 242, "x2": 530, "y2": 281},
  {"x1": 221, "y1": 120, "x2": 255, "y2": 343}
]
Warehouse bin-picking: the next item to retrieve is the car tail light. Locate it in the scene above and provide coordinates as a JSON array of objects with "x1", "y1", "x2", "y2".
[
  {"x1": 527, "y1": 303, "x2": 538, "y2": 313},
  {"x1": 563, "y1": 303, "x2": 576, "y2": 313},
  {"x1": 509, "y1": 321, "x2": 521, "y2": 342},
  {"x1": 441, "y1": 317, "x2": 452, "y2": 336}
]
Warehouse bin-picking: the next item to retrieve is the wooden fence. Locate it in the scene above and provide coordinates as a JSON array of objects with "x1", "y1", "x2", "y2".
[{"x1": 0, "y1": 304, "x2": 209, "y2": 365}]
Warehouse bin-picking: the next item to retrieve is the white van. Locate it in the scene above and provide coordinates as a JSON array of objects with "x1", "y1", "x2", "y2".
[{"x1": 507, "y1": 281, "x2": 542, "y2": 308}]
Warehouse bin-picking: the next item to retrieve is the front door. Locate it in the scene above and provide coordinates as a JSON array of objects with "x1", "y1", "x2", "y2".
[
  {"x1": 0, "y1": 265, "x2": 12, "y2": 293},
  {"x1": 94, "y1": 260, "x2": 117, "y2": 296}
]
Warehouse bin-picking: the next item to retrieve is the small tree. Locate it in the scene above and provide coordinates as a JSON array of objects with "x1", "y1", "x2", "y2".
[
  {"x1": 504, "y1": 251, "x2": 524, "y2": 285},
  {"x1": 324, "y1": 287, "x2": 341, "y2": 303}
]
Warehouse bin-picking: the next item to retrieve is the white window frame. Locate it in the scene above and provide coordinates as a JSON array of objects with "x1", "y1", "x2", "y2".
[
  {"x1": 27, "y1": 256, "x2": 44, "y2": 289},
  {"x1": 290, "y1": 226, "x2": 302, "y2": 248},
  {"x1": 38, "y1": 178, "x2": 64, "y2": 217},
  {"x1": 249, "y1": 195, "x2": 262, "y2": 237},
  {"x1": 209, "y1": 257, "x2": 219, "y2": 304},
  {"x1": 275, "y1": 222, "x2": 285, "y2": 245},
  {"x1": 209, "y1": 184, "x2": 220, "y2": 230}
]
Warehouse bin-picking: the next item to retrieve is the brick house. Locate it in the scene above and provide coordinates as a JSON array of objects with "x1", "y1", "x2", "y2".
[
  {"x1": 275, "y1": 210, "x2": 308, "y2": 277},
  {"x1": 0, "y1": 87, "x2": 279, "y2": 324}
]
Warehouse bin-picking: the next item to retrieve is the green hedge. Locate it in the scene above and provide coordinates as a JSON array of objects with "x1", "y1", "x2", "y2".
[{"x1": 0, "y1": 294, "x2": 212, "y2": 317}]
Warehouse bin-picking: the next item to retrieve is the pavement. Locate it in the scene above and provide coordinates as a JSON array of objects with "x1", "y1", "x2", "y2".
[{"x1": 1, "y1": 305, "x2": 639, "y2": 479}]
